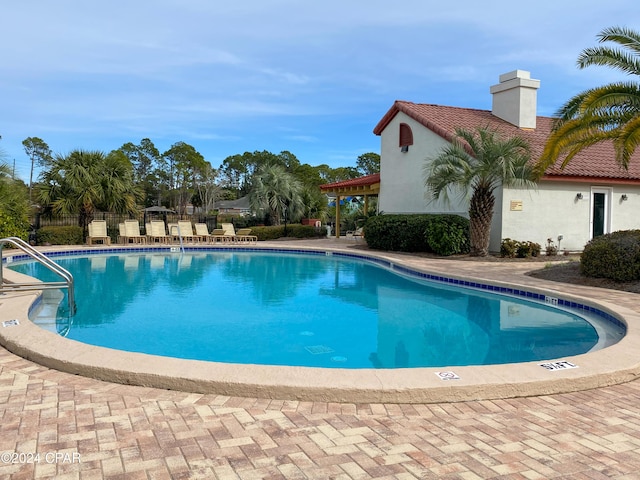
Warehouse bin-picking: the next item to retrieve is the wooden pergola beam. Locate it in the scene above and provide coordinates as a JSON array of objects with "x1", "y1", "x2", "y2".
[{"x1": 319, "y1": 174, "x2": 380, "y2": 239}]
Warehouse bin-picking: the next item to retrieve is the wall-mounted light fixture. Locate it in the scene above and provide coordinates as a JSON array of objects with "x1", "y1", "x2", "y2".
[
  {"x1": 576, "y1": 193, "x2": 583, "y2": 200},
  {"x1": 621, "y1": 194, "x2": 628, "y2": 201}
]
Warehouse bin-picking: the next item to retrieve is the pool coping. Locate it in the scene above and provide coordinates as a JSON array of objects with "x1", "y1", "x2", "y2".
[{"x1": 2, "y1": 243, "x2": 640, "y2": 404}]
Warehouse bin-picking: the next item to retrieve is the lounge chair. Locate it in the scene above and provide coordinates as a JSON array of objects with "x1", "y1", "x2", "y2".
[
  {"x1": 170, "y1": 221, "x2": 200, "y2": 243},
  {"x1": 235, "y1": 228, "x2": 258, "y2": 243},
  {"x1": 220, "y1": 223, "x2": 257, "y2": 243},
  {"x1": 117, "y1": 223, "x2": 128, "y2": 244},
  {"x1": 124, "y1": 220, "x2": 147, "y2": 244},
  {"x1": 346, "y1": 227, "x2": 364, "y2": 240},
  {"x1": 87, "y1": 220, "x2": 111, "y2": 245},
  {"x1": 167, "y1": 223, "x2": 178, "y2": 241},
  {"x1": 146, "y1": 220, "x2": 170, "y2": 244},
  {"x1": 210, "y1": 228, "x2": 230, "y2": 244},
  {"x1": 194, "y1": 223, "x2": 217, "y2": 244},
  {"x1": 220, "y1": 223, "x2": 241, "y2": 243}
]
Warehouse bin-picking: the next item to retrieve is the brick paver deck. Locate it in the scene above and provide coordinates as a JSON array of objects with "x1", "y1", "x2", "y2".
[{"x1": 2, "y1": 240, "x2": 640, "y2": 479}]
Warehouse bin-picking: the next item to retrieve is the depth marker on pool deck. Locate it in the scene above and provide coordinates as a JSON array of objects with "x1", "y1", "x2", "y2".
[
  {"x1": 539, "y1": 361, "x2": 578, "y2": 371},
  {"x1": 436, "y1": 371, "x2": 460, "y2": 380}
]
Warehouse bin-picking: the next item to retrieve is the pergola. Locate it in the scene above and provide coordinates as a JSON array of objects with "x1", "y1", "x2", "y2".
[{"x1": 319, "y1": 173, "x2": 380, "y2": 238}]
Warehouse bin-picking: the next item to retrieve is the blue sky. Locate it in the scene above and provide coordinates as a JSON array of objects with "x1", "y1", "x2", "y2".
[{"x1": 1, "y1": 1, "x2": 639, "y2": 182}]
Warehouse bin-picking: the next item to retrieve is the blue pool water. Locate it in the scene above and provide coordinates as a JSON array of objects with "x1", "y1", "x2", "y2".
[{"x1": 9, "y1": 250, "x2": 624, "y2": 368}]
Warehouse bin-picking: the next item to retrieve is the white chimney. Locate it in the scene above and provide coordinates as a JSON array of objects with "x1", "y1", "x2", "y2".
[{"x1": 490, "y1": 70, "x2": 540, "y2": 129}]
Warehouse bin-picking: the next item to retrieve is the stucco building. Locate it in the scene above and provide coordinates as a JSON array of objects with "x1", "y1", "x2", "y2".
[{"x1": 373, "y1": 70, "x2": 640, "y2": 252}]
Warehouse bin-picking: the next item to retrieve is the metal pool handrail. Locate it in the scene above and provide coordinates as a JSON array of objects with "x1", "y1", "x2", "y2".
[{"x1": 0, "y1": 237, "x2": 76, "y2": 315}]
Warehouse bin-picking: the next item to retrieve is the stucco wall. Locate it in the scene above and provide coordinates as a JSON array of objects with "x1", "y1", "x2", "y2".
[
  {"x1": 501, "y1": 182, "x2": 640, "y2": 252},
  {"x1": 378, "y1": 111, "x2": 640, "y2": 254},
  {"x1": 379, "y1": 111, "x2": 467, "y2": 215}
]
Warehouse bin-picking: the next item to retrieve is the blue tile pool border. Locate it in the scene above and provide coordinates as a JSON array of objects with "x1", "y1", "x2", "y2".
[{"x1": 4, "y1": 245, "x2": 626, "y2": 332}]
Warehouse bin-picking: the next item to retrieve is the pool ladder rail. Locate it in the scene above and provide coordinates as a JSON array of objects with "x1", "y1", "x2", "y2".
[
  {"x1": 168, "y1": 224, "x2": 185, "y2": 254},
  {"x1": 0, "y1": 237, "x2": 76, "y2": 315}
]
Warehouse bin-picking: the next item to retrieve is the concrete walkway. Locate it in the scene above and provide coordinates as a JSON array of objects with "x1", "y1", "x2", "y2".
[{"x1": 2, "y1": 239, "x2": 640, "y2": 479}]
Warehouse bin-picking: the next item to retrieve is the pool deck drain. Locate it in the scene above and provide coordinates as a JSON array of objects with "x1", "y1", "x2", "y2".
[{"x1": 2, "y1": 239, "x2": 640, "y2": 478}]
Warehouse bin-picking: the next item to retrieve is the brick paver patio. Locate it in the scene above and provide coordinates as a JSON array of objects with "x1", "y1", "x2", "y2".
[{"x1": 2, "y1": 240, "x2": 640, "y2": 479}]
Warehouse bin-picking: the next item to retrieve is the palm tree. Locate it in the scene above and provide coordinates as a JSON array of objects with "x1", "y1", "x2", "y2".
[
  {"x1": 38, "y1": 149, "x2": 140, "y2": 228},
  {"x1": 536, "y1": 26, "x2": 640, "y2": 174},
  {"x1": 424, "y1": 127, "x2": 536, "y2": 256},
  {"x1": 249, "y1": 164, "x2": 303, "y2": 226}
]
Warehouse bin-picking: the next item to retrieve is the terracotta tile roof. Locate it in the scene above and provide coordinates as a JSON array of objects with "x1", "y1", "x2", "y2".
[
  {"x1": 320, "y1": 173, "x2": 380, "y2": 190},
  {"x1": 373, "y1": 101, "x2": 640, "y2": 183}
]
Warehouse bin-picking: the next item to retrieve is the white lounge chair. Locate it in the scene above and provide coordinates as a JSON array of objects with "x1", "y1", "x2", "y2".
[
  {"x1": 170, "y1": 221, "x2": 200, "y2": 243},
  {"x1": 124, "y1": 220, "x2": 146, "y2": 244},
  {"x1": 194, "y1": 223, "x2": 216, "y2": 244},
  {"x1": 146, "y1": 220, "x2": 170, "y2": 244},
  {"x1": 87, "y1": 220, "x2": 111, "y2": 245},
  {"x1": 235, "y1": 228, "x2": 258, "y2": 243},
  {"x1": 221, "y1": 224, "x2": 258, "y2": 243}
]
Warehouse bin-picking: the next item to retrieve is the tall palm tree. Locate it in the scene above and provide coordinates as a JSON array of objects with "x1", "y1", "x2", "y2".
[
  {"x1": 424, "y1": 127, "x2": 536, "y2": 256},
  {"x1": 249, "y1": 164, "x2": 303, "y2": 225},
  {"x1": 38, "y1": 149, "x2": 140, "y2": 228},
  {"x1": 536, "y1": 26, "x2": 640, "y2": 174}
]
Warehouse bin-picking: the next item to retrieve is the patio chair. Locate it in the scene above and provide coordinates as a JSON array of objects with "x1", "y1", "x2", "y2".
[
  {"x1": 117, "y1": 223, "x2": 128, "y2": 244},
  {"x1": 346, "y1": 226, "x2": 364, "y2": 240},
  {"x1": 220, "y1": 223, "x2": 241, "y2": 243},
  {"x1": 167, "y1": 223, "x2": 178, "y2": 241},
  {"x1": 210, "y1": 228, "x2": 230, "y2": 244},
  {"x1": 235, "y1": 228, "x2": 258, "y2": 243},
  {"x1": 124, "y1": 220, "x2": 147, "y2": 244},
  {"x1": 194, "y1": 223, "x2": 216, "y2": 244},
  {"x1": 87, "y1": 220, "x2": 111, "y2": 246},
  {"x1": 170, "y1": 221, "x2": 200, "y2": 243},
  {"x1": 146, "y1": 220, "x2": 170, "y2": 244}
]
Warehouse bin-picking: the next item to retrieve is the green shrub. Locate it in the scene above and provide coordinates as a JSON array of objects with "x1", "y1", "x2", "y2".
[
  {"x1": 36, "y1": 226, "x2": 84, "y2": 245},
  {"x1": 249, "y1": 225, "x2": 284, "y2": 241},
  {"x1": 424, "y1": 215, "x2": 470, "y2": 256},
  {"x1": 0, "y1": 210, "x2": 29, "y2": 240},
  {"x1": 517, "y1": 240, "x2": 541, "y2": 258},
  {"x1": 500, "y1": 238, "x2": 519, "y2": 258},
  {"x1": 285, "y1": 224, "x2": 324, "y2": 238},
  {"x1": 581, "y1": 230, "x2": 640, "y2": 282},
  {"x1": 364, "y1": 215, "x2": 430, "y2": 252},
  {"x1": 248, "y1": 224, "x2": 324, "y2": 241},
  {"x1": 500, "y1": 238, "x2": 541, "y2": 258},
  {"x1": 364, "y1": 214, "x2": 469, "y2": 255}
]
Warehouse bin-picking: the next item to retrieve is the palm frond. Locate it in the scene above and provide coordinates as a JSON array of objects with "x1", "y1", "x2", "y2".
[
  {"x1": 578, "y1": 47, "x2": 640, "y2": 75},
  {"x1": 425, "y1": 126, "x2": 534, "y2": 201},
  {"x1": 597, "y1": 26, "x2": 640, "y2": 55},
  {"x1": 542, "y1": 27, "x2": 640, "y2": 171},
  {"x1": 613, "y1": 114, "x2": 640, "y2": 168}
]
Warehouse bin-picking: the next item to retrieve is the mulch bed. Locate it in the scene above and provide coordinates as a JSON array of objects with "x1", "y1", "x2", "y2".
[{"x1": 526, "y1": 261, "x2": 640, "y2": 294}]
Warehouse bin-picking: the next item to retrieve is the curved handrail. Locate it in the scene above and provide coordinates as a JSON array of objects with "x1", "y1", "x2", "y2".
[
  {"x1": 169, "y1": 224, "x2": 185, "y2": 253},
  {"x1": 0, "y1": 237, "x2": 76, "y2": 315}
]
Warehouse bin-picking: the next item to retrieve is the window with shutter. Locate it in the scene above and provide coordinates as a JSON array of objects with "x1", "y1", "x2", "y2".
[{"x1": 399, "y1": 123, "x2": 413, "y2": 152}]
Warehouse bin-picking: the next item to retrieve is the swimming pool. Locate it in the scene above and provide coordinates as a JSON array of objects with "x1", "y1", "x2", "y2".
[{"x1": 8, "y1": 248, "x2": 625, "y2": 369}]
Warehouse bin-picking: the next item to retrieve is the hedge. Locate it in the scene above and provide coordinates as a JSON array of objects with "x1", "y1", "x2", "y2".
[
  {"x1": 249, "y1": 224, "x2": 325, "y2": 241},
  {"x1": 363, "y1": 214, "x2": 470, "y2": 255},
  {"x1": 581, "y1": 230, "x2": 640, "y2": 282},
  {"x1": 36, "y1": 226, "x2": 84, "y2": 245}
]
